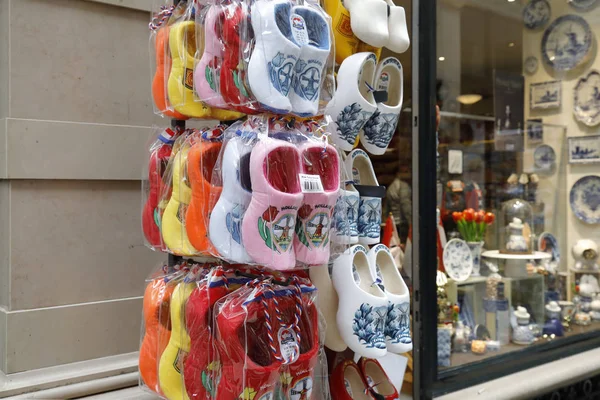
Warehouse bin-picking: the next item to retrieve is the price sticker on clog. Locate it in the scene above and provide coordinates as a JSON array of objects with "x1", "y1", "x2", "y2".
[{"x1": 299, "y1": 173, "x2": 324, "y2": 193}]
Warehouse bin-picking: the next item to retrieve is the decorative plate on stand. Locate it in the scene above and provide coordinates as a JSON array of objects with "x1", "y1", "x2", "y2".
[
  {"x1": 525, "y1": 56, "x2": 539, "y2": 74},
  {"x1": 523, "y1": 0, "x2": 551, "y2": 29},
  {"x1": 538, "y1": 232, "x2": 560, "y2": 264},
  {"x1": 534, "y1": 144, "x2": 556, "y2": 169},
  {"x1": 574, "y1": 70, "x2": 600, "y2": 126},
  {"x1": 443, "y1": 239, "x2": 473, "y2": 282},
  {"x1": 570, "y1": 175, "x2": 600, "y2": 224},
  {"x1": 542, "y1": 15, "x2": 593, "y2": 71},
  {"x1": 569, "y1": 0, "x2": 599, "y2": 11}
]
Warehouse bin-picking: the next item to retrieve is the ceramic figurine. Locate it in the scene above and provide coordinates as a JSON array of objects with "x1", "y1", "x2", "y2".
[
  {"x1": 512, "y1": 306, "x2": 535, "y2": 345},
  {"x1": 453, "y1": 321, "x2": 471, "y2": 353},
  {"x1": 543, "y1": 301, "x2": 564, "y2": 337},
  {"x1": 528, "y1": 173, "x2": 539, "y2": 203},
  {"x1": 505, "y1": 173, "x2": 522, "y2": 200},
  {"x1": 558, "y1": 300, "x2": 575, "y2": 330},
  {"x1": 437, "y1": 326, "x2": 452, "y2": 367},
  {"x1": 579, "y1": 274, "x2": 600, "y2": 297},
  {"x1": 573, "y1": 239, "x2": 599, "y2": 271},
  {"x1": 471, "y1": 340, "x2": 486, "y2": 355},
  {"x1": 590, "y1": 295, "x2": 600, "y2": 321},
  {"x1": 505, "y1": 218, "x2": 528, "y2": 253},
  {"x1": 573, "y1": 295, "x2": 592, "y2": 326},
  {"x1": 574, "y1": 309, "x2": 592, "y2": 326}
]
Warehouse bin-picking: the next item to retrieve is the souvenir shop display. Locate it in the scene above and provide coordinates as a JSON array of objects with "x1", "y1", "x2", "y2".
[
  {"x1": 590, "y1": 296, "x2": 600, "y2": 321},
  {"x1": 499, "y1": 199, "x2": 534, "y2": 255},
  {"x1": 140, "y1": 0, "x2": 412, "y2": 397},
  {"x1": 453, "y1": 321, "x2": 471, "y2": 353},
  {"x1": 484, "y1": 276, "x2": 510, "y2": 345},
  {"x1": 330, "y1": 358, "x2": 399, "y2": 400},
  {"x1": 442, "y1": 239, "x2": 473, "y2": 282},
  {"x1": 559, "y1": 300, "x2": 575, "y2": 330},
  {"x1": 327, "y1": 53, "x2": 404, "y2": 154},
  {"x1": 538, "y1": 232, "x2": 560, "y2": 266},
  {"x1": 512, "y1": 307, "x2": 535, "y2": 345},
  {"x1": 570, "y1": 176, "x2": 600, "y2": 225},
  {"x1": 533, "y1": 144, "x2": 556, "y2": 170},
  {"x1": 451, "y1": 209, "x2": 495, "y2": 276},
  {"x1": 573, "y1": 70, "x2": 600, "y2": 127},
  {"x1": 569, "y1": 0, "x2": 600, "y2": 11},
  {"x1": 541, "y1": 15, "x2": 593, "y2": 72},
  {"x1": 574, "y1": 296, "x2": 593, "y2": 326},
  {"x1": 341, "y1": 0, "x2": 410, "y2": 53},
  {"x1": 543, "y1": 301, "x2": 564, "y2": 337},
  {"x1": 524, "y1": 56, "x2": 539, "y2": 75},
  {"x1": 522, "y1": 0, "x2": 551, "y2": 30},
  {"x1": 572, "y1": 239, "x2": 599, "y2": 271}
]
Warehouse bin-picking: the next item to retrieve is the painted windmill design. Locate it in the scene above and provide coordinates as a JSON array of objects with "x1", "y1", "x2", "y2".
[
  {"x1": 258, "y1": 392, "x2": 274, "y2": 400},
  {"x1": 272, "y1": 214, "x2": 296, "y2": 251},
  {"x1": 289, "y1": 377, "x2": 313, "y2": 400},
  {"x1": 346, "y1": 196, "x2": 359, "y2": 236},
  {"x1": 359, "y1": 199, "x2": 381, "y2": 239},
  {"x1": 306, "y1": 212, "x2": 330, "y2": 247}
]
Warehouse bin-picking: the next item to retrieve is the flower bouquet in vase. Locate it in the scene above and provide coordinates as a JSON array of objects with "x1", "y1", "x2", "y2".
[{"x1": 452, "y1": 209, "x2": 495, "y2": 276}]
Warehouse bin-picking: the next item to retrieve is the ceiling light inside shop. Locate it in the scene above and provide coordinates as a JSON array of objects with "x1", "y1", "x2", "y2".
[
  {"x1": 507, "y1": 0, "x2": 515, "y2": 2},
  {"x1": 439, "y1": 56, "x2": 446, "y2": 61},
  {"x1": 508, "y1": 42, "x2": 515, "y2": 47},
  {"x1": 457, "y1": 94, "x2": 483, "y2": 105}
]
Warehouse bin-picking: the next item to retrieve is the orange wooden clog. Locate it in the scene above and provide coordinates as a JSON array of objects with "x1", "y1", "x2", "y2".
[
  {"x1": 185, "y1": 141, "x2": 223, "y2": 254},
  {"x1": 152, "y1": 26, "x2": 189, "y2": 120},
  {"x1": 139, "y1": 278, "x2": 175, "y2": 393}
]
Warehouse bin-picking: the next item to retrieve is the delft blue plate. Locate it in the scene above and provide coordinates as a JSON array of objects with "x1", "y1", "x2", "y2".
[
  {"x1": 574, "y1": 70, "x2": 600, "y2": 126},
  {"x1": 542, "y1": 15, "x2": 593, "y2": 71},
  {"x1": 534, "y1": 144, "x2": 556, "y2": 169},
  {"x1": 523, "y1": 0, "x2": 551, "y2": 29},
  {"x1": 538, "y1": 232, "x2": 560, "y2": 264},
  {"x1": 569, "y1": 0, "x2": 599, "y2": 11},
  {"x1": 443, "y1": 238, "x2": 473, "y2": 282},
  {"x1": 570, "y1": 175, "x2": 600, "y2": 224},
  {"x1": 525, "y1": 56, "x2": 539, "y2": 74}
]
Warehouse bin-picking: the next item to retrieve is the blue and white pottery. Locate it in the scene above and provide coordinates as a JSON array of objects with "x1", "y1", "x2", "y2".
[
  {"x1": 437, "y1": 327, "x2": 452, "y2": 367},
  {"x1": 534, "y1": 144, "x2": 556, "y2": 169},
  {"x1": 538, "y1": 232, "x2": 560, "y2": 264},
  {"x1": 506, "y1": 218, "x2": 529, "y2": 253},
  {"x1": 569, "y1": 135, "x2": 600, "y2": 164},
  {"x1": 523, "y1": 0, "x2": 551, "y2": 29},
  {"x1": 569, "y1": 0, "x2": 599, "y2": 11},
  {"x1": 467, "y1": 241, "x2": 484, "y2": 277},
  {"x1": 512, "y1": 307, "x2": 535, "y2": 345},
  {"x1": 574, "y1": 70, "x2": 600, "y2": 126},
  {"x1": 443, "y1": 238, "x2": 473, "y2": 282},
  {"x1": 570, "y1": 175, "x2": 600, "y2": 224},
  {"x1": 542, "y1": 15, "x2": 593, "y2": 71},
  {"x1": 525, "y1": 56, "x2": 539, "y2": 74}
]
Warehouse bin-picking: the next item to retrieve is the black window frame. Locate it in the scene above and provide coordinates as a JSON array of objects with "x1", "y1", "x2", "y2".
[{"x1": 412, "y1": 1, "x2": 600, "y2": 398}]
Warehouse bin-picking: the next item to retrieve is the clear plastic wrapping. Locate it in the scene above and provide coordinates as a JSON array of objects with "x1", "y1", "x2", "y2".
[
  {"x1": 247, "y1": 0, "x2": 335, "y2": 117},
  {"x1": 185, "y1": 125, "x2": 227, "y2": 256},
  {"x1": 161, "y1": 129, "x2": 201, "y2": 256},
  {"x1": 139, "y1": 261, "x2": 190, "y2": 396},
  {"x1": 150, "y1": 0, "x2": 334, "y2": 119},
  {"x1": 143, "y1": 126, "x2": 183, "y2": 251},
  {"x1": 140, "y1": 263, "x2": 326, "y2": 399},
  {"x1": 211, "y1": 276, "x2": 325, "y2": 399},
  {"x1": 204, "y1": 115, "x2": 348, "y2": 269}
]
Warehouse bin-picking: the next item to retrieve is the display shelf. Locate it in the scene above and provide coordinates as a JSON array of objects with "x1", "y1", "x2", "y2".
[
  {"x1": 442, "y1": 322, "x2": 600, "y2": 370},
  {"x1": 446, "y1": 274, "x2": 545, "y2": 329},
  {"x1": 569, "y1": 268, "x2": 600, "y2": 273},
  {"x1": 482, "y1": 250, "x2": 552, "y2": 260},
  {"x1": 449, "y1": 276, "x2": 488, "y2": 286}
]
